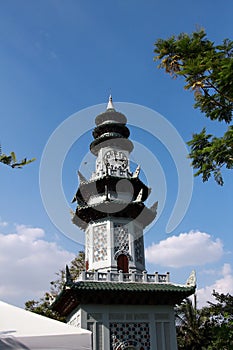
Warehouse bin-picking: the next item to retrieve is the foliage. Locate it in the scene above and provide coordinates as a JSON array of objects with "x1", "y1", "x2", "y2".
[
  {"x1": 154, "y1": 30, "x2": 233, "y2": 185},
  {"x1": 176, "y1": 295, "x2": 212, "y2": 349},
  {"x1": 25, "y1": 251, "x2": 85, "y2": 321},
  {"x1": 176, "y1": 292, "x2": 233, "y2": 350},
  {"x1": 0, "y1": 145, "x2": 35, "y2": 169},
  {"x1": 205, "y1": 291, "x2": 233, "y2": 349},
  {"x1": 25, "y1": 296, "x2": 64, "y2": 322}
]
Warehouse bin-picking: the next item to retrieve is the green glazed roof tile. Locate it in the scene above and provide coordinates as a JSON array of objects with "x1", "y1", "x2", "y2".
[{"x1": 72, "y1": 281, "x2": 195, "y2": 293}]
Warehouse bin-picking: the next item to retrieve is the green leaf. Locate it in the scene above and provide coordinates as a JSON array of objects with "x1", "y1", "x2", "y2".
[{"x1": 154, "y1": 30, "x2": 233, "y2": 185}]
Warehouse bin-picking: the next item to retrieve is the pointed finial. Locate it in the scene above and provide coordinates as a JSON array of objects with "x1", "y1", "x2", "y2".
[
  {"x1": 65, "y1": 265, "x2": 73, "y2": 285},
  {"x1": 106, "y1": 94, "x2": 115, "y2": 110}
]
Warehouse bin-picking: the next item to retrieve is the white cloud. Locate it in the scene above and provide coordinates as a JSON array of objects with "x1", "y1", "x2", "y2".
[
  {"x1": 145, "y1": 230, "x2": 223, "y2": 268},
  {"x1": 0, "y1": 225, "x2": 75, "y2": 307},
  {"x1": 197, "y1": 263, "x2": 233, "y2": 307}
]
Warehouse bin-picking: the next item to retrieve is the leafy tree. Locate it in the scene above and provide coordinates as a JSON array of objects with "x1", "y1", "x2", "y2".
[
  {"x1": 0, "y1": 145, "x2": 35, "y2": 168},
  {"x1": 154, "y1": 30, "x2": 233, "y2": 185},
  {"x1": 25, "y1": 251, "x2": 85, "y2": 321},
  {"x1": 204, "y1": 291, "x2": 233, "y2": 349},
  {"x1": 176, "y1": 295, "x2": 211, "y2": 349},
  {"x1": 176, "y1": 292, "x2": 233, "y2": 349}
]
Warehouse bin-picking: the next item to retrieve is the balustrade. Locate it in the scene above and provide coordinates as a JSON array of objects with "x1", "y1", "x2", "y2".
[{"x1": 78, "y1": 270, "x2": 170, "y2": 283}]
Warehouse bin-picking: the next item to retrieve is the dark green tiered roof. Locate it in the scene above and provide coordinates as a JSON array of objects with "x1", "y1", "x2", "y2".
[
  {"x1": 90, "y1": 98, "x2": 133, "y2": 155},
  {"x1": 73, "y1": 175, "x2": 151, "y2": 204},
  {"x1": 72, "y1": 97, "x2": 156, "y2": 231},
  {"x1": 52, "y1": 281, "x2": 196, "y2": 317},
  {"x1": 72, "y1": 200, "x2": 156, "y2": 230},
  {"x1": 93, "y1": 123, "x2": 130, "y2": 139},
  {"x1": 71, "y1": 281, "x2": 195, "y2": 292}
]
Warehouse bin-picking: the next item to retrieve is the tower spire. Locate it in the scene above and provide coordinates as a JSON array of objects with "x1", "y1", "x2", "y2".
[{"x1": 106, "y1": 94, "x2": 115, "y2": 110}]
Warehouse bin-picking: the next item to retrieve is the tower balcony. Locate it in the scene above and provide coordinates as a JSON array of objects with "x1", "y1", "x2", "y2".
[{"x1": 78, "y1": 270, "x2": 170, "y2": 284}]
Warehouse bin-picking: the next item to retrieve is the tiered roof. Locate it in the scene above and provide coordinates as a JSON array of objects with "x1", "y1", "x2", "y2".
[
  {"x1": 52, "y1": 270, "x2": 196, "y2": 316},
  {"x1": 72, "y1": 96, "x2": 157, "y2": 230},
  {"x1": 90, "y1": 96, "x2": 133, "y2": 155}
]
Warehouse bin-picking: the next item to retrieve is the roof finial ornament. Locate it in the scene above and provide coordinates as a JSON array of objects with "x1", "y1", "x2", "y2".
[{"x1": 106, "y1": 94, "x2": 115, "y2": 110}]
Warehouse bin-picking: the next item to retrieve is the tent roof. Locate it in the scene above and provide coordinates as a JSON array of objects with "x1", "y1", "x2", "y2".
[
  {"x1": 0, "y1": 301, "x2": 91, "y2": 350},
  {"x1": 0, "y1": 301, "x2": 90, "y2": 337}
]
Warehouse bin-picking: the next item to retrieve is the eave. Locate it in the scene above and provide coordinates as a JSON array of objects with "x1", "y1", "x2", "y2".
[
  {"x1": 73, "y1": 175, "x2": 151, "y2": 204},
  {"x1": 72, "y1": 200, "x2": 156, "y2": 230},
  {"x1": 52, "y1": 281, "x2": 196, "y2": 317}
]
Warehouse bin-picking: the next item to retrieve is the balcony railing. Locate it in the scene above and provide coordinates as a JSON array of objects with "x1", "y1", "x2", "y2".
[{"x1": 78, "y1": 270, "x2": 170, "y2": 283}]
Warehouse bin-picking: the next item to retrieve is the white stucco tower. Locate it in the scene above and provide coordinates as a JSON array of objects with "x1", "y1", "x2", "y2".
[
  {"x1": 72, "y1": 96, "x2": 157, "y2": 275},
  {"x1": 53, "y1": 97, "x2": 196, "y2": 350}
]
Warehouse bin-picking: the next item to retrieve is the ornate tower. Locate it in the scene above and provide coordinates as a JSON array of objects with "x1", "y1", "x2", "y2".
[
  {"x1": 72, "y1": 96, "x2": 157, "y2": 274},
  {"x1": 52, "y1": 97, "x2": 196, "y2": 350}
]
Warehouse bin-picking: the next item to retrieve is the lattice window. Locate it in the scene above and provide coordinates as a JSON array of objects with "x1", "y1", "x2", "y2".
[
  {"x1": 114, "y1": 223, "x2": 129, "y2": 254},
  {"x1": 93, "y1": 224, "x2": 107, "y2": 262},
  {"x1": 110, "y1": 322, "x2": 150, "y2": 350}
]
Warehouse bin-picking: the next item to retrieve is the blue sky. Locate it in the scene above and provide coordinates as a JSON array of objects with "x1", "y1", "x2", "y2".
[{"x1": 0, "y1": 0, "x2": 232, "y2": 307}]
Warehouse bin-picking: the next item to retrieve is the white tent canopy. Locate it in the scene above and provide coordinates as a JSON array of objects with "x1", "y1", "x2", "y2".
[{"x1": 0, "y1": 301, "x2": 92, "y2": 349}]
